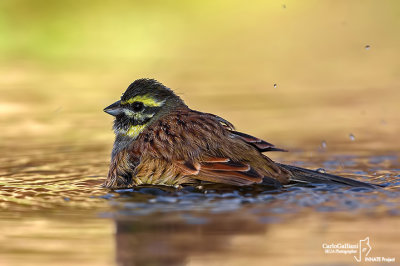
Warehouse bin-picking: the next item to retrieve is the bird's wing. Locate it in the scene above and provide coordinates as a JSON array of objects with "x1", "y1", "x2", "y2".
[
  {"x1": 229, "y1": 130, "x2": 287, "y2": 152},
  {"x1": 193, "y1": 111, "x2": 285, "y2": 152},
  {"x1": 129, "y1": 109, "x2": 289, "y2": 187},
  {"x1": 132, "y1": 156, "x2": 281, "y2": 187},
  {"x1": 175, "y1": 157, "x2": 264, "y2": 186}
]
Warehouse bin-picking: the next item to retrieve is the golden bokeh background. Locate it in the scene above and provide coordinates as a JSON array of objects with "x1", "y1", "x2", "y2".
[{"x1": 1, "y1": 0, "x2": 399, "y2": 151}]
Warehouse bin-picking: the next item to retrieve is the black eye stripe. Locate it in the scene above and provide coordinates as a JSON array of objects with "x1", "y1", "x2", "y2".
[
  {"x1": 131, "y1": 101, "x2": 144, "y2": 112},
  {"x1": 143, "y1": 106, "x2": 161, "y2": 115}
]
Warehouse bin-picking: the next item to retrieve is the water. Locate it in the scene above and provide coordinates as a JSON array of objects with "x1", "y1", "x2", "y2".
[
  {"x1": 1, "y1": 139, "x2": 399, "y2": 265},
  {"x1": 316, "y1": 168, "x2": 326, "y2": 173},
  {"x1": 321, "y1": 141, "x2": 327, "y2": 149}
]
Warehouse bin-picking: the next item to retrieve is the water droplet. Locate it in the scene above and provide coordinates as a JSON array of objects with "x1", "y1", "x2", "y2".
[
  {"x1": 349, "y1": 133, "x2": 355, "y2": 141},
  {"x1": 316, "y1": 168, "x2": 326, "y2": 174},
  {"x1": 365, "y1": 45, "x2": 370, "y2": 50},
  {"x1": 273, "y1": 83, "x2": 277, "y2": 88},
  {"x1": 321, "y1": 141, "x2": 327, "y2": 149}
]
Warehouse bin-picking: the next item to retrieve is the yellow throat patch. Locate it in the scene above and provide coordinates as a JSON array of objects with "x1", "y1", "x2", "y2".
[{"x1": 125, "y1": 124, "x2": 147, "y2": 138}]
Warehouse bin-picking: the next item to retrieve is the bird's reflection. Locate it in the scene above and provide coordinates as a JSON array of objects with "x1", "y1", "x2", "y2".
[{"x1": 114, "y1": 211, "x2": 269, "y2": 266}]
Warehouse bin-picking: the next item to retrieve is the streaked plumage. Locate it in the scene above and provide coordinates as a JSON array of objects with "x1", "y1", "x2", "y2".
[{"x1": 104, "y1": 79, "x2": 376, "y2": 189}]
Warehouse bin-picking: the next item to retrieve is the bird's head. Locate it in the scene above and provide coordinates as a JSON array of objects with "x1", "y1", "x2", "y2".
[{"x1": 104, "y1": 79, "x2": 186, "y2": 138}]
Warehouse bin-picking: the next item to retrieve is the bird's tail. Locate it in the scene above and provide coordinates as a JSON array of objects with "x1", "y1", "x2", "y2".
[{"x1": 277, "y1": 163, "x2": 378, "y2": 188}]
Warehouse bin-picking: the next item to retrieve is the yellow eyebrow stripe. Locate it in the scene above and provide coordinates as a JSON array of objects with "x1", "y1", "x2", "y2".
[{"x1": 121, "y1": 95, "x2": 164, "y2": 107}]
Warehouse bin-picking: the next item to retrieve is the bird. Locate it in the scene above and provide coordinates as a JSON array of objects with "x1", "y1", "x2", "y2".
[{"x1": 103, "y1": 78, "x2": 376, "y2": 189}]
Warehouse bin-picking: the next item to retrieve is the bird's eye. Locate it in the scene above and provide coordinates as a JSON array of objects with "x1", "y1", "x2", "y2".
[{"x1": 131, "y1": 101, "x2": 144, "y2": 112}]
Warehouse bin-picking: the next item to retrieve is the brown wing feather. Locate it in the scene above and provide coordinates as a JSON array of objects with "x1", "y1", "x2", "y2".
[
  {"x1": 175, "y1": 157, "x2": 263, "y2": 186},
  {"x1": 131, "y1": 157, "x2": 263, "y2": 187},
  {"x1": 230, "y1": 130, "x2": 287, "y2": 152},
  {"x1": 198, "y1": 166, "x2": 263, "y2": 185},
  {"x1": 201, "y1": 161, "x2": 250, "y2": 171}
]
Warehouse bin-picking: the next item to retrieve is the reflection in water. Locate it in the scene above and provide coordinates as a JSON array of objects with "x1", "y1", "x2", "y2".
[{"x1": 114, "y1": 213, "x2": 268, "y2": 266}]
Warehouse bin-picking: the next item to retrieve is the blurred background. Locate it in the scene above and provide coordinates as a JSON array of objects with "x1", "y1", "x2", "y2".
[
  {"x1": 1, "y1": 0, "x2": 399, "y2": 149},
  {"x1": 1, "y1": 1, "x2": 399, "y2": 266}
]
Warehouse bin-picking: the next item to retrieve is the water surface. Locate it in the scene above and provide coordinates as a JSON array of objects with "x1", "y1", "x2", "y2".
[{"x1": 1, "y1": 137, "x2": 399, "y2": 266}]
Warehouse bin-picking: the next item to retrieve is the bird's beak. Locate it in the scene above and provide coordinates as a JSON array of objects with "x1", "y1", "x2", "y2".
[{"x1": 104, "y1": 100, "x2": 123, "y2": 116}]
